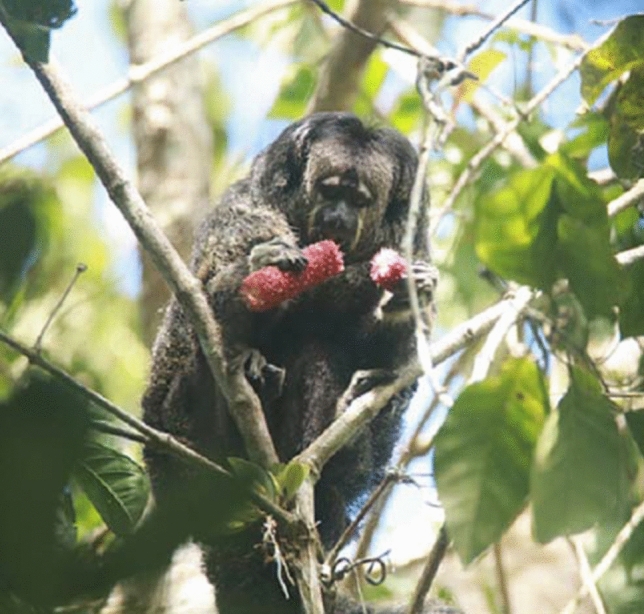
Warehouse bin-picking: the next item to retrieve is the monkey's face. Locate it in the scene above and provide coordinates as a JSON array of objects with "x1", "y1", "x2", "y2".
[
  {"x1": 302, "y1": 135, "x2": 396, "y2": 256},
  {"x1": 252, "y1": 113, "x2": 421, "y2": 258}
]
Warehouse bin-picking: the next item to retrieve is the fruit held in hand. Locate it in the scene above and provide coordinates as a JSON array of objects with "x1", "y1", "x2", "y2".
[
  {"x1": 370, "y1": 248, "x2": 407, "y2": 291},
  {"x1": 240, "y1": 240, "x2": 344, "y2": 312}
]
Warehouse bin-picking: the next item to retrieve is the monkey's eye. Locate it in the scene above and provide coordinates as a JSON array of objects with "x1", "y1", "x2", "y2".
[{"x1": 318, "y1": 175, "x2": 373, "y2": 208}]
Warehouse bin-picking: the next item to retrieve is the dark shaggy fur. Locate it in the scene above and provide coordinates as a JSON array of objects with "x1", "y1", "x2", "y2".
[{"x1": 142, "y1": 113, "x2": 454, "y2": 614}]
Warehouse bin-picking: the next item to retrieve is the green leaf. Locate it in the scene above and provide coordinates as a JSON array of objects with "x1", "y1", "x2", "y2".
[
  {"x1": 274, "y1": 460, "x2": 309, "y2": 502},
  {"x1": 550, "y1": 155, "x2": 625, "y2": 317},
  {"x1": 476, "y1": 154, "x2": 625, "y2": 317},
  {"x1": 580, "y1": 15, "x2": 644, "y2": 106},
  {"x1": 0, "y1": 372, "x2": 90, "y2": 605},
  {"x1": 475, "y1": 165, "x2": 556, "y2": 286},
  {"x1": 1, "y1": 0, "x2": 77, "y2": 29},
  {"x1": 73, "y1": 441, "x2": 150, "y2": 536},
  {"x1": 531, "y1": 368, "x2": 632, "y2": 543},
  {"x1": 269, "y1": 64, "x2": 316, "y2": 120},
  {"x1": 0, "y1": 171, "x2": 52, "y2": 302},
  {"x1": 625, "y1": 412, "x2": 644, "y2": 458},
  {"x1": 607, "y1": 66, "x2": 644, "y2": 179},
  {"x1": 228, "y1": 457, "x2": 277, "y2": 501},
  {"x1": 458, "y1": 48, "x2": 506, "y2": 103},
  {"x1": 434, "y1": 357, "x2": 548, "y2": 564},
  {"x1": 2, "y1": 17, "x2": 51, "y2": 63},
  {"x1": 390, "y1": 90, "x2": 422, "y2": 134}
]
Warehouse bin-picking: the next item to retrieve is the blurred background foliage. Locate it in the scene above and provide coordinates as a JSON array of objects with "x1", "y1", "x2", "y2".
[{"x1": 1, "y1": 1, "x2": 644, "y2": 613}]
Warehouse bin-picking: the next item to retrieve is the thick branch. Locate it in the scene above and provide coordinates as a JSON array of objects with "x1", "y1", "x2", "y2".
[{"x1": 308, "y1": 0, "x2": 397, "y2": 112}]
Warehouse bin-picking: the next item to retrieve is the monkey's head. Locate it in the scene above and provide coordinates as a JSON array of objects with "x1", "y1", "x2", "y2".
[{"x1": 250, "y1": 113, "x2": 423, "y2": 260}]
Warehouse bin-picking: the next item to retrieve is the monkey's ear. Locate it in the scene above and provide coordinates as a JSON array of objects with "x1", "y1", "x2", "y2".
[{"x1": 250, "y1": 116, "x2": 317, "y2": 205}]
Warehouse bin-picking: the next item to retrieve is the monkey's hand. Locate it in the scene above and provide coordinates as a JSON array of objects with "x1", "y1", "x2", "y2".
[
  {"x1": 244, "y1": 348, "x2": 286, "y2": 404},
  {"x1": 249, "y1": 238, "x2": 308, "y2": 272},
  {"x1": 241, "y1": 240, "x2": 345, "y2": 312},
  {"x1": 376, "y1": 257, "x2": 438, "y2": 318}
]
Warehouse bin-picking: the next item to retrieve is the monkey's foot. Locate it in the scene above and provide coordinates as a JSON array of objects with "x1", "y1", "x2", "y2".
[
  {"x1": 244, "y1": 349, "x2": 285, "y2": 403},
  {"x1": 336, "y1": 368, "x2": 397, "y2": 416},
  {"x1": 249, "y1": 238, "x2": 308, "y2": 272}
]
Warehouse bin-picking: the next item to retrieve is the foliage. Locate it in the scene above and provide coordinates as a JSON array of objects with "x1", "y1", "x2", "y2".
[{"x1": 1, "y1": 2, "x2": 644, "y2": 613}]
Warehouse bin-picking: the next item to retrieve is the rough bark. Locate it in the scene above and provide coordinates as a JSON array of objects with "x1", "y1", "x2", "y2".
[
  {"x1": 308, "y1": 0, "x2": 398, "y2": 113},
  {"x1": 122, "y1": 0, "x2": 213, "y2": 342}
]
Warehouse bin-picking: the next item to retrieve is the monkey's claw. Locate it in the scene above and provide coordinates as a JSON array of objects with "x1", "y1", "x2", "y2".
[
  {"x1": 244, "y1": 349, "x2": 286, "y2": 403},
  {"x1": 410, "y1": 261, "x2": 439, "y2": 301},
  {"x1": 337, "y1": 368, "x2": 397, "y2": 415},
  {"x1": 249, "y1": 238, "x2": 308, "y2": 272}
]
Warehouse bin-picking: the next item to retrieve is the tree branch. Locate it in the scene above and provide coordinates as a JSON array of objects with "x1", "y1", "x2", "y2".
[{"x1": 308, "y1": 0, "x2": 398, "y2": 112}]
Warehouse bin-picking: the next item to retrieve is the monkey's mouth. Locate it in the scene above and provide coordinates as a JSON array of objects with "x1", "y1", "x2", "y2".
[{"x1": 309, "y1": 205, "x2": 361, "y2": 252}]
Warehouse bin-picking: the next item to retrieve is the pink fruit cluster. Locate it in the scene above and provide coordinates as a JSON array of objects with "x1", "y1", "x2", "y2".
[
  {"x1": 369, "y1": 248, "x2": 407, "y2": 291},
  {"x1": 240, "y1": 240, "x2": 345, "y2": 312}
]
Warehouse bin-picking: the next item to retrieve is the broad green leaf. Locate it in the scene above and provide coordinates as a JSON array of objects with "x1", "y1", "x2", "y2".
[
  {"x1": 476, "y1": 154, "x2": 625, "y2": 317},
  {"x1": 73, "y1": 441, "x2": 150, "y2": 536},
  {"x1": 2, "y1": 17, "x2": 50, "y2": 63},
  {"x1": 275, "y1": 460, "x2": 310, "y2": 502},
  {"x1": 475, "y1": 165, "x2": 555, "y2": 286},
  {"x1": 580, "y1": 15, "x2": 644, "y2": 106},
  {"x1": 458, "y1": 49, "x2": 506, "y2": 103},
  {"x1": 390, "y1": 90, "x2": 422, "y2": 134},
  {"x1": 354, "y1": 53, "x2": 388, "y2": 116},
  {"x1": 228, "y1": 456, "x2": 277, "y2": 501},
  {"x1": 0, "y1": 0, "x2": 77, "y2": 62},
  {"x1": 0, "y1": 372, "x2": 89, "y2": 604},
  {"x1": 625, "y1": 412, "x2": 644, "y2": 458},
  {"x1": 0, "y1": 0, "x2": 77, "y2": 29},
  {"x1": 531, "y1": 368, "x2": 632, "y2": 543},
  {"x1": 620, "y1": 259, "x2": 644, "y2": 337},
  {"x1": 608, "y1": 66, "x2": 644, "y2": 179},
  {"x1": 0, "y1": 171, "x2": 55, "y2": 303},
  {"x1": 269, "y1": 65, "x2": 316, "y2": 120},
  {"x1": 561, "y1": 112, "x2": 609, "y2": 160},
  {"x1": 434, "y1": 357, "x2": 548, "y2": 564},
  {"x1": 550, "y1": 155, "x2": 625, "y2": 317}
]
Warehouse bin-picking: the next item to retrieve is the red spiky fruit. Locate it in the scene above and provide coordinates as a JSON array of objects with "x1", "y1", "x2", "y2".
[
  {"x1": 240, "y1": 240, "x2": 344, "y2": 312},
  {"x1": 370, "y1": 248, "x2": 407, "y2": 291}
]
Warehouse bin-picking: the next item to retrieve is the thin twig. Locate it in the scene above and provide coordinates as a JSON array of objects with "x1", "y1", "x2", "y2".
[
  {"x1": 470, "y1": 285, "x2": 534, "y2": 382},
  {"x1": 568, "y1": 537, "x2": 607, "y2": 614},
  {"x1": 407, "y1": 523, "x2": 450, "y2": 614},
  {"x1": 0, "y1": 0, "x2": 297, "y2": 164},
  {"x1": 616, "y1": 244, "x2": 644, "y2": 268},
  {"x1": 493, "y1": 541, "x2": 512, "y2": 614},
  {"x1": 459, "y1": 0, "x2": 532, "y2": 62},
  {"x1": 607, "y1": 177, "x2": 644, "y2": 218},
  {"x1": 325, "y1": 472, "x2": 399, "y2": 567},
  {"x1": 431, "y1": 42, "x2": 593, "y2": 233},
  {"x1": 401, "y1": 0, "x2": 588, "y2": 51},
  {"x1": 296, "y1": 292, "x2": 515, "y2": 478},
  {"x1": 560, "y1": 499, "x2": 644, "y2": 614},
  {"x1": 307, "y1": 0, "x2": 420, "y2": 57},
  {"x1": 89, "y1": 420, "x2": 149, "y2": 445},
  {"x1": 34, "y1": 263, "x2": 87, "y2": 351}
]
